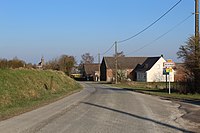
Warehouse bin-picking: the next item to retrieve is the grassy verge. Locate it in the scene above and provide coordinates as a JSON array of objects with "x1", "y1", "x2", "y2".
[
  {"x1": 0, "y1": 69, "x2": 82, "y2": 120},
  {"x1": 110, "y1": 82, "x2": 200, "y2": 100}
]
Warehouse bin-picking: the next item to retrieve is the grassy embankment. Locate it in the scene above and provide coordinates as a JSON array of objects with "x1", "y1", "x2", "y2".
[
  {"x1": 111, "y1": 82, "x2": 200, "y2": 100},
  {"x1": 0, "y1": 69, "x2": 82, "y2": 120}
]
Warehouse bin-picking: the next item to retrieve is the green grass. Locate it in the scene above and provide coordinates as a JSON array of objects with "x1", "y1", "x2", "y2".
[
  {"x1": 0, "y1": 69, "x2": 82, "y2": 120},
  {"x1": 110, "y1": 82, "x2": 200, "y2": 100}
]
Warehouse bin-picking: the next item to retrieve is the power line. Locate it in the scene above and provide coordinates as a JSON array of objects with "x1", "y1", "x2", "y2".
[
  {"x1": 117, "y1": 0, "x2": 183, "y2": 44},
  {"x1": 101, "y1": 42, "x2": 115, "y2": 56},
  {"x1": 126, "y1": 13, "x2": 194, "y2": 56},
  {"x1": 95, "y1": 0, "x2": 183, "y2": 60},
  {"x1": 93, "y1": 42, "x2": 115, "y2": 62}
]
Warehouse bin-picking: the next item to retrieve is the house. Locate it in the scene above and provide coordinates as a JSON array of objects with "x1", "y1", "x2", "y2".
[
  {"x1": 83, "y1": 63, "x2": 100, "y2": 81},
  {"x1": 100, "y1": 57, "x2": 147, "y2": 82},
  {"x1": 135, "y1": 56, "x2": 175, "y2": 82}
]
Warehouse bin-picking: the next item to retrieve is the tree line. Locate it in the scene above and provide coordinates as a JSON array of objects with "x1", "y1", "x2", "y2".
[
  {"x1": 0, "y1": 57, "x2": 25, "y2": 69},
  {"x1": 0, "y1": 53, "x2": 94, "y2": 76}
]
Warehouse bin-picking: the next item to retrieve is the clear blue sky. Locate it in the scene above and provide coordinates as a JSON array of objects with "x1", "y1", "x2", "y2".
[{"x1": 0, "y1": 0, "x2": 195, "y2": 64}]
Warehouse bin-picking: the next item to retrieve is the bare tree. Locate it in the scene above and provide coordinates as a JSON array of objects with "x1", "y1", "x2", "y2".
[
  {"x1": 177, "y1": 36, "x2": 200, "y2": 93},
  {"x1": 45, "y1": 58, "x2": 59, "y2": 70},
  {"x1": 80, "y1": 53, "x2": 94, "y2": 64},
  {"x1": 58, "y1": 55, "x2": 76, "y2": 75},
  {"x1": 0, "y1": 57, "x2": 25, "y2": 69},
  {"x1": 0, "y1": 58, "x2": 8, "y2": 68},
  {"x1": 45, "y1": 55, "x2": 76, "y2": 75}
]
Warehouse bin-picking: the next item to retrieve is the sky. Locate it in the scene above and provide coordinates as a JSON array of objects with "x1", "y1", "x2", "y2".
[{"x1": 0, "y1": 0, "x2": 195, "y2": 64}]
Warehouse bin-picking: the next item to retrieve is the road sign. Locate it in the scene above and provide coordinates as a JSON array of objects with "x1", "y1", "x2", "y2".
[
  {"x1": 166, "y1": 68, "x2": 172, "y2": 72},
  {"x1": 167, "y1": 59, "x2": 172, "y2": 62},
  {"x1": 163, "y1": 59, "x2": 175, "y2": 95},
  {"x1": 163, "y1": 68, "x2": 169, "y2": 75},
  {"x1": 163, "y1": 59, "x2": 175, "y2": 68},
  {"x1": 163, "y1": 62, "x2": 175, "y2": 68}
]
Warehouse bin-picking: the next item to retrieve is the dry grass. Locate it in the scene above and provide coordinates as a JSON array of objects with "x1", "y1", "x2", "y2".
[
  {"x1": 0, "y1": 68, "x2": 82, "y2": 120},
  {"x1": 111, "y1": 82, "x2": 200, "y2": 100}
]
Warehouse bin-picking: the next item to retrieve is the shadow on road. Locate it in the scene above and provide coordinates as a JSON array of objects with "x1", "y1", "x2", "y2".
[
  {"x1": 82, "y1": 102, "x2": 194, "y2": 133},
  {"x1": 100, "y1": 87, "x2": 133, "y2": 92}
]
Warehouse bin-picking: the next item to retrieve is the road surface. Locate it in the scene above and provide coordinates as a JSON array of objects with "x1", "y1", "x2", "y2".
[{"x1": 0, "y1": 82, "x2": 199, "y2": 133}]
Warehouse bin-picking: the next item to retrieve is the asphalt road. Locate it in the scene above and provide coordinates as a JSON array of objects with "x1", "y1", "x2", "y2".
[{"x1": 0, "y1": 82, "x2": 199, "y2": 133}]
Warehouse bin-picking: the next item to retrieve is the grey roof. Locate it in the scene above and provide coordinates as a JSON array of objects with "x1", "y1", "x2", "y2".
[
  {"x1": 103, "y1": 57, "x2": 148, "y2": 69},
  {"x1": 135, "y1": 57, "x2": 161, "y2": 72}
]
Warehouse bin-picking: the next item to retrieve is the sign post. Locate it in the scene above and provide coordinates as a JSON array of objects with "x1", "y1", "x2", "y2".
[
  {"x1": 169, "y1": 72, "x2": 171, "y2": 94},
  {"x1": 163, "y1": 60, "x2": 175, "y2": 94}
]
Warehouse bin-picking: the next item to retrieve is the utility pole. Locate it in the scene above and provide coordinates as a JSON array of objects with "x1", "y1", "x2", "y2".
[
  {"x1": 115, "y1": 41, "x2": 118, "y2": 84},
  {"x1": 98, "y1": 53, "x2": 100, "y2": 65},
  {"x1": 98, "y1": 53, "x2": 100, "y2": 81},
  {"x1": 195, "y1": 0, "x2": 200, "y2": 88},
  {"x1": 195, "y1": 0, "x2": 199, "y2": 54}
]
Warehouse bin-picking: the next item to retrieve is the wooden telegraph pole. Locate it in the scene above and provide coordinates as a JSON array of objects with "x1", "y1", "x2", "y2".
[
  {"x1": 195, "y1": 0, "x2": 200, "y2": 89},
  {"x1": 98, "y1": 53, "x2": 100, "y2": 81},
  {"x1": 115, "y1": 41, "x2": 118, "y2": 84},
  {"x1": 195, "y1": 0, "x2": 199, "y2": 53}
]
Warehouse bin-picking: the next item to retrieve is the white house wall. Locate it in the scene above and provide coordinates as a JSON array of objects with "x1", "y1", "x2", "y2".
[{"x1": 146, "y1": 57, "x2": 174, "y2": 82}]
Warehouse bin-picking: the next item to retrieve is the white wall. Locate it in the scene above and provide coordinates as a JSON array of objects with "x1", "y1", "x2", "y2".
[{"x1": 146, "y1": 57, "x2": 174, "y2": 82}]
